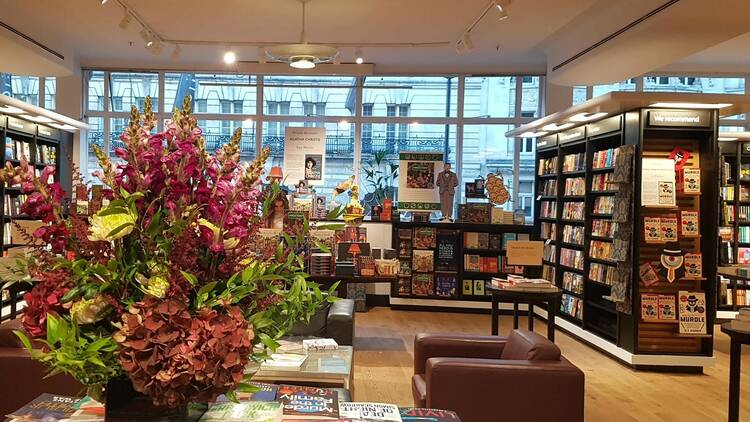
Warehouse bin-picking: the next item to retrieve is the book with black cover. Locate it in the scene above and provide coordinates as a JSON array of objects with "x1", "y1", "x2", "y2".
[
  {"x1": 435, "y1": 275, "x2": 457, "y2": 298},
  {"x1": 277, "y1": 384, "x2": 339, "y2": 420},
  {"x1": 436, "y1": 229, "x2": 459, "y2": 272}
]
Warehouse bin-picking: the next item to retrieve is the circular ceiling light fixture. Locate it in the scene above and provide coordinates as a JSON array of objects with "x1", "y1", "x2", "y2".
[
  {"x1": 223, "y1": 50, "x2": 237, "y2": 64},
  {"x1": 264, "y1": 0, "x2": 339, "y2": 69}
]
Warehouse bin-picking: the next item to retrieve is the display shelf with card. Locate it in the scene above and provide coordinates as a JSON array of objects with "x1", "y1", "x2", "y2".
[
  {"x1": 390, "y1": 220, "x2": 533, "y2": 303},
  {"x1": 529, "y1": 106, "x2": 718, "y2": 368}
]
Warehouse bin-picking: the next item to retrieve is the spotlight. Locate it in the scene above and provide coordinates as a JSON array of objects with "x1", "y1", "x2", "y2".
[
  {"x1": 290, "y1": 56, "x2": 316, "y2": 69},
  {"x1": 101, "y1": 0, "x2": 108, "y2": 4},
  {"x1": 455, "y1": 32, "x2": 473, "y2": 54},
  {"x1": 118, "y1": 11, "x2": 132, "y2": 30},
  {"x1": 494, "y1": 0, "x2": 510, "y2": 21},
  {"x1": 139, "y1": 28, "x2": 154, "y2": 46},
  {"x1": 354, "y1": 48, "x2": 364, "y2": 64},
  {"x1": 146, "y1": 39, "x2": 163, "y2": 55},
  {"x1": 171, "y1": 44, "x2": 182, "y2": 60},
  {"x1": 223, "y1": 50, "x2": 237, "y2": 64}
]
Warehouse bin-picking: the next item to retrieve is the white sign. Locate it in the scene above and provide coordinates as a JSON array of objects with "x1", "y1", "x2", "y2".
[
  {"x1": 641, "y1": 158, "x2": 676, "y2": 206},
  {"x1": 398, "y1": 151, "x2": 443, "y2": 212},
  {"x1": 284, "y1": 127, "x2": 326, "y2": 186}
]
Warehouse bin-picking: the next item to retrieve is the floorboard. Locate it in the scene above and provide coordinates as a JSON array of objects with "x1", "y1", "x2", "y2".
[{"x1": 351, "y1": 307, "x2": 750, "y2": 422}]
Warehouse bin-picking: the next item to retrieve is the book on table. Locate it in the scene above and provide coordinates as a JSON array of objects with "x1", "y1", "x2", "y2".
[
  {"x1": 198, "y1": 401, "x2": 283, "y2": 422},
  {"x1": 339, "y1": 402, "x2": 402, "y2": 421},
  {"x1": 261, "y1": 353, "x2": 308, "y2": 371},
  {"x1": 399, "y1": 407, "x2": 461, "y2": 421},
  {"x1": 489, "y1": 277, "x2": 559, "y2": 292},
  {"x1": 277, "y1": 384, "x2": 339, "y2": 420},
  {"x1": 6, "y1": 393, "x2": 81, "y2": 421}
]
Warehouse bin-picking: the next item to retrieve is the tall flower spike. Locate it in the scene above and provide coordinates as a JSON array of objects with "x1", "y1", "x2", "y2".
[
  {"x1": 92, "y1": 144, "x2": 116, "y2": 187},
  {"x1": 142, "y1": 97, "x2": 155, "y2": 133},
  {"x1": 182, "y1": 95, "x2": 192, "y2": 115}
]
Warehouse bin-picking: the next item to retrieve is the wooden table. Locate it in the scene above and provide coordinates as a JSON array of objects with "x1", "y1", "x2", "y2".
[
  {"x1": 721, "y1": 323, "x2": 750, "y2": 422},
  {"x1": 486, "y1": 284, "x2": 562, "y2": 342}
]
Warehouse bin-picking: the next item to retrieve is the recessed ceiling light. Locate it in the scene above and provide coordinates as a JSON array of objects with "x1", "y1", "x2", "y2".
[
  {"x1": 650, "y1": 102, "x2": 732, "y2": 109},
  {"x1": 0, "y1": 105, "x2": 24, "y2": 114},
  {"x1": 542, "y1": 123, "x2": 574, "y2": 131},
  {"x1": 289, "y1": 56, "x2": 316, "y2": 69},
  {"x1": 355, "y1": 48, "x2": 364, "y2": 64},
  {"x1": 520, "y1": 131, "x2": 548, "y2": 138},
  {"x1": 223, "y1": 51, "x2": 237, "y2": 64},
  {"x1": 569, "y1": 112, "x2": 608, "y2": 122}
]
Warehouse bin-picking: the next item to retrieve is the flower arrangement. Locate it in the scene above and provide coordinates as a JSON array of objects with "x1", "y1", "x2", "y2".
[{"x1": 1, "y1": 98, "x2": 335, "y2": 408}]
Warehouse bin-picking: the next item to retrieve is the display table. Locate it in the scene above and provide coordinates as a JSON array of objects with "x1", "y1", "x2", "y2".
[
  {"x1": 486, "y1": 284, "x2": 562, "y2": 341},
  {"x1": 720, "y1": 323, "x2": 750, "y2": 422},
  {"x1": 251, "y1": 346, "x2": 354, "y2": 391}
]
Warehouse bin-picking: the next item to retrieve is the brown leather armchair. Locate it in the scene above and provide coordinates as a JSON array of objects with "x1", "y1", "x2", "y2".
[
  {"x1": 412, "y1": 330, "x2": 585, "y2": 422},
  {"x1": 0, "y1": 318, "x2": 82, "y2": 416}
]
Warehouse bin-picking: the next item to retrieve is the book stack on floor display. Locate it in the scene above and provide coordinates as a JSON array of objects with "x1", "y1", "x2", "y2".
[
  {"x1": 530, "y1": 106, "x2": 718, "y2": 369},
  {"x1": 391, "y1": 219, "x2": 532, "y2": 303}
]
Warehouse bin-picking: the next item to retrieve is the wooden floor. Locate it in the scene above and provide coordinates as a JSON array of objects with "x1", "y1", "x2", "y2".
[{"x1": 351, "y1": 307, "x2": 750, "y2": 422}]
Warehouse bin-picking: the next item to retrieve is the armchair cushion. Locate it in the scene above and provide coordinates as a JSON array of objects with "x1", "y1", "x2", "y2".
[
  {"x1": 327, "y1": 299, "x2": 355, "y2": 346},
  {"x1": 411, "y1": 374, "x2": 427, "y2": 407},
  {"x1": 500, "y1": 329, "x2": 561, "y2": 361},
  {"x1": 413, "y1": 333, "x2": 507, "y2": 375},
  {"x1": 290, "y1": 302, "x2": 330, "y2": 338}
]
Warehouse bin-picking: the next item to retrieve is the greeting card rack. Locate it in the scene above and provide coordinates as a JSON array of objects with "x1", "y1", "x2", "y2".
[{"x1": 534, "y1": 108, "x2": 718, "y2": 368}]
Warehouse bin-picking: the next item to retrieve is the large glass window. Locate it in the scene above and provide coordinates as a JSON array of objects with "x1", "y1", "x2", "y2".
[
  {"x1": 0, "y1": 73, "x2": 40, "y2": 106},
  {"x1": 86, "y1": 117, "x2": 104, "y2": 181},
  {"x1": 44, "y1": 77, "x2": 56, "y2": 110},
  {"x1": 643, "y1": 76, "x2": 745, "y2": 94},
  {"x1": 592, "y1": 79, "x2": 637, "y2": 97},
  {"x1": 164, "y1": 73, "x2": 257, "y2": 114},
  {"x1": 264, "y1": 76, "x2": 355, "y2": 117},
  {"x1": 463, "y1": 76, "x2": 516, "y2": 118},
  {"x1": 109, "y1": 72, "x2": 159, "y2": 112},
  {"x1": 461, "y1": 124, "x2": 515, "y2": 208},
  {"x1": 364, "y1": 77, "x2": 458, "y2": 118}
]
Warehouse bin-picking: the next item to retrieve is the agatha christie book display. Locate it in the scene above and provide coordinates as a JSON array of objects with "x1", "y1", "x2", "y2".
[{"x1": 531, "y1": 108, "x2": 718, "y2": 368}]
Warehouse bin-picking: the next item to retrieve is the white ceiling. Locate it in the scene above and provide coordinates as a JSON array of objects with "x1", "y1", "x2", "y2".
[{"x1": 1, "y1": 0, "x2": 750, "y2": 81}]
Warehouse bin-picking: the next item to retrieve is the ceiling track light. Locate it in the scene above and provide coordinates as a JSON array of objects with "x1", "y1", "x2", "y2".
[
  {"x1": 118, "y1": 11, "x2": 132, "y2": 30},
  {"x1": 101, "y1": 0, "x2": 108, "y2": 4},
  {"x1": 494, "y1": 0, "x2": 510, "y2": 20},
  {"x1": 354, "y1": 48, "x2": 364, "y2": 64},
  {"x1": 171, "y1": 44, "x2": 182, "y2": 60},
  {"x1": 455, "y1": 32, "x2": 473, "y2": 54}
]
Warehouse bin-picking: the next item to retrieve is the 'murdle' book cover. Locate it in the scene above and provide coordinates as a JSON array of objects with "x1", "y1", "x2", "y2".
[{"x1": 277, "y1": 384, "x2": 339, "y2": 420}]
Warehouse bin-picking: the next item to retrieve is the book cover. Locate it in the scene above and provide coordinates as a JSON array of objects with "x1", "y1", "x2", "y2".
[
  {"x1": 412, "y1": 250, "x2": 434, "y2": 272},
  {"x1": 462, "y1": 279, "x2": 473, "y2": 295},
  {"x1": 473, "y1": 279, "x2": 485, "y2": 296},
  {"x1": 678, "y1": 291, "x2": 707, "y2": 335},
  {"x1": 464, "y1": 232, "x2": 479, "y2": 249},
  {"x1": 638, "y1": 262, "x2": 660, "y2": 286},
  {"x1": 284, "y1": 210, "x2": 306, "y2": 236},
  {"x1": 277, "y1": 385, "x2": 339, "y2": 420},
  {"x1": 398, "y1": 277, "x2": 412, "y2": 295},
  {"x1": 679, "y1": 168, "x2": 701, "y2": 194},
  {"x1": 339, "y1": 402, "x2": 401, "y2": 421},
  {"x1": 658, "y1": 295, "x2": 677, "y2": 321},
  {"x1": 436, "y1": 230, "x2": 459, "y2": 272},
  {"x1": 502, "y1": 233, "x2": 517, "y2": 250},
  {"x1": 413, "y1": 227, "x2": 437, "y2": 249},
  {"x1": 435, "y1": 275, "x2": 457, "y2": 297},
  {"x1": 412, "y1": 274, "x2": 434, "y2": 296},
  {"x1": 7, "y1": 393, "x2": 80, "y2": 420},
  {"x1": 398, "y1": 240, "x2": 412, "y2": 258},
  {"x1": 399, "y1": 407, "x2": 461, "y2": 421},
  {"x1": 398, "y1": 228, "x2": 413, "y2": 239},
  {"x1": 644, "y1": 217, "x2": 662, "y2": 242},
  {"x1": 398, "y1": 260, "x2": 412, "y2": 277},
  {"x1": 464, "y1": 254, "x2": 480, "y2": 272},
  {"x1": 680, "y1": 210, "x2": 700, "y2": 237},
  {"x1": 459, "y1": 203, "x2": 491, "y2": 224},
  {"x1": 660, "y1": 216, "x2": 678, "y2": 241},
  {"x1": 641, "y1": 293, "x2": 660, "y2": 321},
  {"x1": 198, "y1": 401, "x2": 282, "y2": 422},
  {"x1": 683, "y1": 253, "x2": 703, "y2": 278}
]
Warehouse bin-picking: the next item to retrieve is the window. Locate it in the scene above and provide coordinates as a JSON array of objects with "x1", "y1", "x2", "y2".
[
  {"x1": 572, "y1": 86, "x2": 588, "y2": 105},
  {"x1": 364, "y1": 77, "x2": 457, "y2": 118},
  {"x1": 264, "y1": 76, "x2": 355, "y2": 117},
  {"x1": 44, "y1": 77, "x2": 56, "y2": 110},
  {"x1": 644, "y1": 76, "x2": 745, "y2": 94},
  {"x1": 163, "y1": 73, "x2": 257, "y2": 114},
  {"x1": 86, "y1": 70, "x2": 105, "y2": 111},
  {"x1": 592, "y1": 79, "x2": 636, "y2": 97},
  {"x1": 0, "y1": 73, "x2": 40, "y2": 106},
  {"x1": 109, "y1": 72, "x2": 159, "y2": 112},
  {"x1": 521, "y1": 76, "x2": 541, "y2": 118},
  {"x1": 464, "y1": 76, "x2": 516, "y2": 118}
]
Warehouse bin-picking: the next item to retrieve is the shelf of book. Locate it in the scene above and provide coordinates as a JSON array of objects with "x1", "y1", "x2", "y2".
[{"x1": 390, "y1": 220, "x2": 533, "y2": 303}]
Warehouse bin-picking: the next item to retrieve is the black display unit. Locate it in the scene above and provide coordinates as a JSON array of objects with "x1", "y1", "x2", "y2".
[
  {"x1": 0, "y1": 114, "x2": 73, "y2": 320},
  {"x1": 390, "y1": 220, "x2": 534, "y2": 302},
  {"x1": 534, "y1": 108, "x2": 718, "y2": 366}
]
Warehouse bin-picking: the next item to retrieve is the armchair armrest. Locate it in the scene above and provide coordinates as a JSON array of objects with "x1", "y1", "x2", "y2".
[
  {"x1": 426, "y1": 357, "x2": 584, "y2": 422},
  {"x1": 414, "y1": 334, "x2": 507, "y2": 375},
  {"x1": 326, "y1": 299, "x2": 354, "y2": 346}
]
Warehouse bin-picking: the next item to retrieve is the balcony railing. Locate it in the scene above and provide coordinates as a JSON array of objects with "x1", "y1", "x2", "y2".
[{"x1": 88, "y1": 132, "x2": 448, "y2": 158}]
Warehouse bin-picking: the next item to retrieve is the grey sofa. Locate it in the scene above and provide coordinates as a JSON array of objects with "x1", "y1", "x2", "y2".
[{"x1": 289, "y1": 299, "x2": 355, "y2": 346}]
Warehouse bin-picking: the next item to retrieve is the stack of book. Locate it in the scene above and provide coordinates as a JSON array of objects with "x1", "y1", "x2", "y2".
[
  {"x1": 309, "y1": 253, "x2": 333, "y2": 276},
  {"x1": 489, "y1": 276, "x2": 559, "y2": 292}
]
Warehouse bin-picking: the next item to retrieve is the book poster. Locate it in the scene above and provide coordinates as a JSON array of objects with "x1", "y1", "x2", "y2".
[
  {"x1": 678, "y1": 291, "x2": 707, "y2": 335},
  {"x1": 398, "y1": 151, "x2": 443, "y2": 212},
  {"x1": 284, "y1": 127, "x2": 326, "y2": 186},
  {"x1": 641, "y1": 158, "x2": 676, "y2": 206}
]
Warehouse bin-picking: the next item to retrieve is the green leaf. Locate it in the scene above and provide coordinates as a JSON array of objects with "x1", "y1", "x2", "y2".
[
  {"x1": 197, "y1": 281, "x2": 218, "y2": 297},
  {"x1": 107, "y1": 222, "x2": 134, "y2": 238},
  {"x1": 225, "y1": 390, "x2": 239, "y2": 404},
  {"x1": 180, "y1": 271, "x2": 198, "y2": 286},
  {"x1": 95, "y1": 206, "x2": 129, "y2": 217},
  {"x1": 235, "y1": 383, "x2": 261, "y2": 394},
  {"x1": 61, "y1": 285, "x2": 84, "y2": 303},
  {"x1": 14, "y1": 330, "x2": 32, "y2": 351}
]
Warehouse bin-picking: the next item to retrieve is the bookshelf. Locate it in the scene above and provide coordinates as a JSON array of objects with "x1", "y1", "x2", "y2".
[
  {"x1": 390, "y1": 221, "x2": 533, "y2": 303},
  {"x1": 533, "y1": 109, "x2": 718, "y2": 364}
]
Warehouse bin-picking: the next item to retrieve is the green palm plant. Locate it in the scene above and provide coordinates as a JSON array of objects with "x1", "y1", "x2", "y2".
[{"x1": 362, "y1": 150, "x2": 399, "y2": 205}]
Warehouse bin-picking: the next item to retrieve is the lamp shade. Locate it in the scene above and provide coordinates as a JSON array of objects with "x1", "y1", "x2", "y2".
[{"x1": 348, "y1": 243, "x2": 362, "y2": 255}]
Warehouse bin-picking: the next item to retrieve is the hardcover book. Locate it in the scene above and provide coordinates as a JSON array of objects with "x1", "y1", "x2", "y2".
[
  {"x1": 680, "y1": 210, "x2": 700, "y2": 237},
  {"x1": 683, "y1": 253, "x2": 703, "y2": 278},
  {"x1": 398, "y1": 277, "x2": 412, "y2": 295},
  {"x1": 473, "y1": 279, "x2": 485, "y2": 296},
  {"x1": 400, "y1": 407, "x2": 461, "y2": 421},
  {"x1": 412, "y1": 274, "x2": 434, "y2": 296},
  {"x1": 639, "y1": 262, "x2": 660, "y2": 286},
  {"x1": 436, "y1": 230, "x2": 459, "y2": 272},
  {"x1": 644, "y1": 217, "x2": 662, "y2": 242},
  {"x1": 435, "y1": 275, "x2": 457, "y2": 297},
  {"x1": 7, "y1": 394, "x2": 80, "y2": 421},
  {"x1": 398, "y1": 260, "x2": 412, "y2": 277},
  {"x1": 458, "y1": 203, "x2": 491, "y2": 224},
  {"x1": 412, "y1": 250, "x2": 434, "y2": 272},
  {"x1": 658, "y1": 295, "x2": 677, "y2": 321},
  {"x1": 464, "y1": 254, "x2": 481, "y2": 272},
  {"x1": 339, "y1": 402, "x2": 402, "y2": 421},
  {"x1": 678, "y1": 167, "x2": 701, "y2": 194},
  {"x1": 660, "y1": 216, "x2": 678, "y2": 241},
  {"x1": 641, "y1": 293, "x2": 660, "y2": 321},
  {"x1": 413, "y1": 227, "x2": 437, "y2": 249},
  {"x1": 398, "y1": 240, "x2": 412, "y2": 258},
  {"x1": 462, "y1": 279, "x2": 473, "y2": 295},
  {"x1": 198, "y1": 402, "x2": 282, "y2": 422},
  {"x1": 678, "y1": 291, "x2": 707, "y2": 335},
  {"x1": 277, "y1": 385, "x2": 339, "y2": 420}
]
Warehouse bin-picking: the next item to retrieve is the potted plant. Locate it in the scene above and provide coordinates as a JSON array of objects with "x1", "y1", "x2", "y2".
[
  {"x1": 362, "y1": 150, "x2": 398, "y2": 214},
  {"x1": 1, "y1": 98, "x2": 334, "y2": 420}
]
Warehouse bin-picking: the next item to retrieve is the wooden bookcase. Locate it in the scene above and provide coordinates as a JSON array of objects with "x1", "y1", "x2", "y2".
[
  {"x1": 534, "y1": 108, "x2": 718, "y2": 365},
  {"x1": 0, "y1": 114, "x2": 72, "y2": 321},
  {"x1": 390, "y1": 221, "x2": 534, "y2": 302}
]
